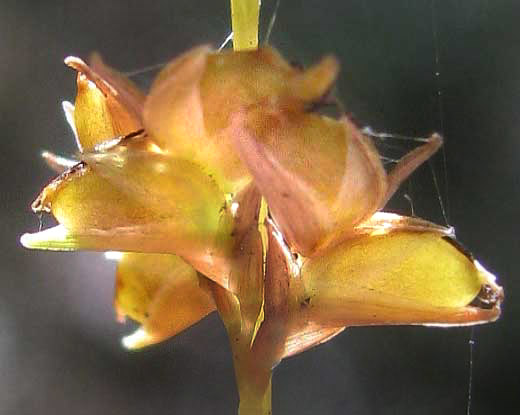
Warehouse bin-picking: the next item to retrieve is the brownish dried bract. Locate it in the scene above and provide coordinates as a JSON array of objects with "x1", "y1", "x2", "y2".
[
  {"x1": 115, "y1": 253, "x2": 215, "y2": 349},
  {"x1": 230, "y1": 94, "x2": 442, "y2": 256},
  {"x1": 64, "y1": 56, "x2": 143, "y2": 151}
]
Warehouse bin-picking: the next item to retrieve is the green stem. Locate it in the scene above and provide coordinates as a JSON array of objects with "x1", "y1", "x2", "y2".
[
  {"x1": 230, "y1": 0, "x2": 260, "y2": 51},
  {"x1": 210, "y1": 282, "x2": 272, "y2": 414},
  {"x1": 233, "y1": 350, "x2": 272, "y2": 415}
]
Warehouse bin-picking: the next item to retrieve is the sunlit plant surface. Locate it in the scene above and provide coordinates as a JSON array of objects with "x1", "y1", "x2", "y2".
[{"x1": 21, "y1": 1, "x2": 503, "y2": 414}]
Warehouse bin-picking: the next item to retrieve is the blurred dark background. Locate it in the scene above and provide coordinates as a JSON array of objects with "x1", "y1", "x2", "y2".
[{"x1": 1, "y1": 1, "x2": 518, "y2": 414}]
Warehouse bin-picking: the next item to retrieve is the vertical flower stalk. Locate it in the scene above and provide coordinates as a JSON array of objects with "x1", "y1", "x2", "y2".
[{"x1": 231, "y1": 0, "x2": 260, "y2": 51}]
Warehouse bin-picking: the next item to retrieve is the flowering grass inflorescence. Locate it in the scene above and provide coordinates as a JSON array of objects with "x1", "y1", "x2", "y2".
[{"x1": 21, "y1": 2, "x2": 503, "y2": 414}]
